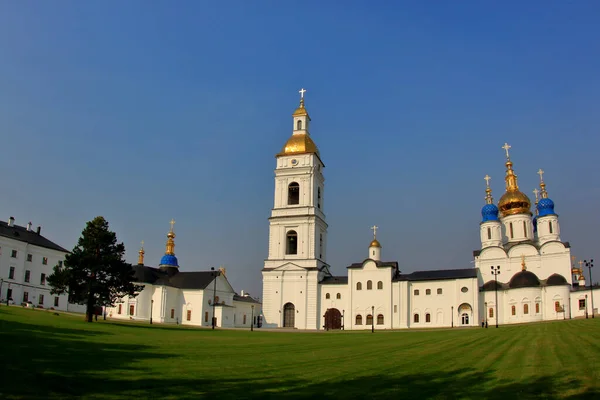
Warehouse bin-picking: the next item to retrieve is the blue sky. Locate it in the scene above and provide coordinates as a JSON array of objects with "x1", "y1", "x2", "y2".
[{"x1": 1, "y1": 2, "x2": 599, "y2": 297}]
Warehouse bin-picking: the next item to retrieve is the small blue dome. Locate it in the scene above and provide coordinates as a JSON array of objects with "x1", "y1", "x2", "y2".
[
  {"x1": 537, "y1": 198, "x2": 555, "y2": 217},
  {"x1": 481, "y1": 203, "x2": 499, "y2": 222},
  {"x1": 160, "y1": 254, "x2": 179, "y2": 267}
]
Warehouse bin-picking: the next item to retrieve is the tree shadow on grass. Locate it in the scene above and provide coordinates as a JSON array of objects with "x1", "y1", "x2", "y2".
[{"x1": 0, "y1": 318, "x2": 175, "y2": 399}]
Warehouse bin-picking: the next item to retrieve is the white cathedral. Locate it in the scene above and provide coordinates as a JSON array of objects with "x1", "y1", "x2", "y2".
[{"x1": 261, "y1": 91, "x2": 598, "y2": 330}]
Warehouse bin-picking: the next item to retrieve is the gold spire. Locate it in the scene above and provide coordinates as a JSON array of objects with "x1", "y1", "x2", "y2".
[
  {"x1": 292, "y1": 88, "x2": 310, "y2": 117},
  {"x1": 138, "y1": 240, "x2": 145, "y2": 265},
  {"x1": 484, "y1": 175, "x2": 493, "y2": 204},
  {"x1": 278, "y1": 89, "x2": 320, "y2": 157},
  {"x1": 537, "y1": 168, "x2": 549, "y2": 199},
  {"x1": 369, "y1": 225, "x2": 381, "y2": 248},
  {"x1": 497, "y1": 143, "x2": 532, "y2": 217},
  {"x1": 165, "y1": 219, "x2": 176, "y2": 255}
]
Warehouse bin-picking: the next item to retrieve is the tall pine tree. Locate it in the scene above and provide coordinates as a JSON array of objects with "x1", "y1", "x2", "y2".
[{"x1": 48, "y1": 216, "x2": 143, "y2": 322}]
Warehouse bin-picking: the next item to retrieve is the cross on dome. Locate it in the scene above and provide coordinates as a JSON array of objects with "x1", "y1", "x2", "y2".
[
  {"x1": 579, "y1": 260, "x2": 584, "y2": 268},
  {"x1": 537, "y1": 169, "x2": 545, "y2": 182},
  {"x1": 502, "y1": 143, "x2": 512, "y2": 159},
  {"x1": 370, "y1": 225, "x2": 378, "y2": 238},
  {"x1": 484, "y1": 175, "x2": 491, "y2": 187},
  {"x1": 170, "y1": 219, "x2": 176, "y2": 231},
  {"x1": 299, "y1": 88, "x2": 307, "y2": 99},
  {"x1": 140, "y1": 240, "x2": 145, "y2": 249},
  {"x1": 533, "y1": 188, "x2": 539, "y2": 201}
]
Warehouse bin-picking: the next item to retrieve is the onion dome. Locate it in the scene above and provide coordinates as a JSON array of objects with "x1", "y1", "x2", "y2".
[
  {"x1": 497, "y1": 143, "x2": 531, "y2": 217},
  {"x1": 277, "y1": 95, "x2": 320, "y2": 157},
  {"x1": 159, "y1": 220, "x2": 179, "y2": 268},
  {"x1": 546, "y1": 273, "x2": 568, "y2": 286},
  {"x1": 536, "y1": 170, "x2": 556, "y2": 217},
  {"x1": 137, "y1": 241, "x2": 145, "y2": 266},
  {"x1": 481, "y1": 175, "x2": 499, "y2": 222},
  {"x1": 509, "y1": 270, "x2": 541, "y2": 289},
  {"x1": 481, "y1": 280, "x2": 504, "y2": 291},
  {"x1": 369, "y1": 239, "x2": 382, "y2": 248}
]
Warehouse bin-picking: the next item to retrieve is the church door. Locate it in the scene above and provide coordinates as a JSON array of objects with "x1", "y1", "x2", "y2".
[
  {"x1": 324, "y1": 308, "x2": 342, "y2": 330},
  {"x1": 461, "y1": 313, "x2": 469, "y2": 325},
  {"x1": 283, "y1": 303, "x2": 295, "y2": 328}
]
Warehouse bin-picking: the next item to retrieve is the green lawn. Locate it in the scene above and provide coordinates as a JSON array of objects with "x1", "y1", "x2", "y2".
[{"x1": 1, "y1": 306, "x2": 598, "y2": 399}]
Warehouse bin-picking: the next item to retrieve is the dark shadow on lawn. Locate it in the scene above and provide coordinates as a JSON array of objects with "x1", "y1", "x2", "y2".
[{"x1": 0, "y1": 318, "x2": 174, "y2": 399}]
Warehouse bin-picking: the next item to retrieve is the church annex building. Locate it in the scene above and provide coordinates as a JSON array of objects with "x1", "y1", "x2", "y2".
[{"x1": 261, "y1": 90, "x2": 599, "y2": 330}]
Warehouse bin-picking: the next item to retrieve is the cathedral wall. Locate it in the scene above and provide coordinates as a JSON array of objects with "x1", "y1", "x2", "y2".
[
  {"x1": 233, "y1": 300, "x2": 262, "y2": 328},
  {"x1": 569, "y1": 288, "x2": 600, "y2": 318},
  {"x1": 319, "y1": 284, "x2": 349, "y2": 328},
  {"x1": 502, "y1": 287, "x2": 544, "y2": 324},
  {"x1": 348, "y1": 263, "x2": 394, "y2": 330},
  {"x1": 180, "y1": 290, "x2": 204, "y2": 326}
]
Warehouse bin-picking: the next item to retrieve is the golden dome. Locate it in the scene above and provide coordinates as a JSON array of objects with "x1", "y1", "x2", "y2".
[
  {"x1": 293, "y1": 98, "x2": 310, "y2": 117},
  {"x1": 498, "y1": 158, "x2": 531, "y2": 217},
  {"x1": 277, "y1": 133, "x2": 320, "y2": 157},
  {"x1": 369, "y1": 239, "x2": 381, "y2": 248}
]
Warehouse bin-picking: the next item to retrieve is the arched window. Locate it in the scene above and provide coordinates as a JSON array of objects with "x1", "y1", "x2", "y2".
[
  {"x1": 297, "y1": 120, "x2": 303, "y2": 130},
  {"x1": 366, "y1": 314, "x2": 373, "y2": 325},
  {"x1": 243, "y1": 314, "x2": 247, "y2": 324},
  {"x1": 555, "y1": 301, "x2": 561, "y2": 312},
  {"x1": 535, "y1": 303, "x2": 540, "y2": 314},
  {"x1": 425, "y1": 313, "x2": 431, "y2": 323},
  {"x1": 356, "y1": 282, "x2": 362, "y2": 290},
  {"x1": 367, "y1": 280, "x2": 373, "y2": 290},
  {"x1": 523, "y1": 221, "x2": 527, "y2": 237},
  {"x1": 325, "y1": 293, "x2": 330, "y2": 299},
  {"x1": 523, "y1": 304, "x2": 529, "y2": 314},
  {"x1": 426, "y1": 289, "x2": 431, "y2": 295},
  {"x1": 336, "y1": 293, "x2": 341, "y2": 299},
  {"x1": 288, "y1": 182, "x2": 300, "y2": 205},
  {"x1": 377, "y1": 281, "x2": 383, "y2": 290},
  {"x1": 414, "y1": 313, "x2": 419, "y2": 323},
  {"x1": 511, "y1": 305, "x2": 516, "y2": 316},
  {"x1": 317, "y1": 187, "x2": 321, "y2": 209},
  {"x1": 319, "y1": 233, "x2": 323, "y2": 259},
  {"x1": 286, "y1": 230, "x2": 298, "y2": 255},
  {"x1": 549, "y1": 221, "x2": 553, "y2": 234},
  {"x1": 355, "y1": 315, "x2": 362, "y2": 325},
  {"x1": 489, "y1": 308, "x2": 494, "y2": 318},
  {"x1": 377, "y1": 314, "x2": 384, "y2": 325},
  {"x1": 510, "y1": 222, "x2": 514, "y2": 239},
  {"x1": 487, "y1": 227, "x2": 491, "y2": 240}
]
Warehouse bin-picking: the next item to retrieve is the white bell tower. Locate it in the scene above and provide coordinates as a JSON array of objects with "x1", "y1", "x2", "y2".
[{"x1": 261, "y1": 89, "x2": 330, "y2": 330}]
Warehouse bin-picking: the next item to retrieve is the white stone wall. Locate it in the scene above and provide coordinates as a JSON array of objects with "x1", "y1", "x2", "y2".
[{"x1": 348, "y1": 261, "x2": 394, "y2": 330}]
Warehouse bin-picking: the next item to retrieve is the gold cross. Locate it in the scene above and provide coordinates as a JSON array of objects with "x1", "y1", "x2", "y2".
[
  {"x1": 370, "y1": 225, "x2": 378, "y2": 238},
  {"x1": 537, "y1": 169, "x2": 545, "y2": 182},
  {"x1": 502, "y1": 143, "x2": 511, "y2": 159},
  {"x1": 299, "y1": 88, "x2": 307, "y2": 99},
  {"x1": 579, "y1": 260, "x2": 584, "y2": 268},
  {"x1": 533, "y1": 188, "x2": 539, "y2": 201},
  {"x1": 140, "y1": 240, "x2": 144, "y2": 249},
  {"x1": 484, "y1": 175, "x2": 491, "y2": 187},
  {"x1": 170, "y1": 219, "x2": 176, "y2": 231}
]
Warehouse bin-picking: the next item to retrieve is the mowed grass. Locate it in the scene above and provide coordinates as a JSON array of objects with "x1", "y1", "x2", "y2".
[{"x1": 1, "y1": 307, "x2": 599, "y2": 399}]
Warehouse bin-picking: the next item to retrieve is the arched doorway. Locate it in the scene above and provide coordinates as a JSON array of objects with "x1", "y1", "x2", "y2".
[
  {"x1": 324, "y1": 308, "x2": 342, "y2": 330},
  {"x1": 458, "y1": 303, "x2": 472, "y2": 326},
  {"x1": 283, "y1": 303, "x2": 295, "y2": 328}
]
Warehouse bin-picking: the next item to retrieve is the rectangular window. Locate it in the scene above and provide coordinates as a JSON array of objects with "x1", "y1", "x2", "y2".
[
  {"x1": 58, "y1": 260, "x2": 63, "y2": 268},
  {"x1": 54, "y1": 297, "x2": 59, "y2": 307},
  {"x1": 511, "y1": 305, "x2": 516, "y2": 315},
  {"x1": 523, "y1": 304, "x2": 529, "y2": 314},
  {"x1": 11, "y1": 249, "x2": 17, "y2": 258},
  {"x1": 394, "y1": 305, "x2": 397, "y2": 313},
  {"x1": 129, "y1": 305, "x2": 135, "y2": 316},
  {"x1": 40, "y1": 273, "x2": 46, "y2": 285},
  {"x1": 549, "y1": 221, "x2": 553, "y2": 234},
  {"x1": 42, "y1": 257, "x2": 48, "y2": 265},
  {"x1": 9, "y1": 266, "x2": 15, "y2": 279},
  {"x1": 38, "y1": 294, "x2": 44, "y2": 305},
  {"x1": 437, "y1": 288, "x2": 443, "y2": 295},
  {"x1": 509, "y1": 222, "x2": 514, "y2": 239},
  {"x1": 205, "y1": 311, "x2": 209, "y2": 322},
  {"x1": 118, "y1": 304, "x2": 122, "y2": 314},
  {"x1": 24, "y1": 270, "x2": 31, "y2": 283},
  {"x1": 23, "y1": 291, "x2": 29, "y2": 303},
  {"x1": 579, "y1": 299, "x2": 586, "y2": 310},
  {"x1": 535, "y1": 303, "x2": 540, "y2": 314},
  {"x1": 27, "y1": 254, "x2": 33, "y2": 262},
  {"x1": 489, "y1": 308, "x2": 494, "y2": 318},
  {"x1": 7, "y1": 288, "x2": 12, "y2": 301},
  {"x1": 426, "y1": 289, "x2": 431, "y2": 295},
  {"x1": 243, "y1": 314, "x2": 247, "y2": 324},
  {"x1": 171, "y1": 309, "x2": 175, "y2": 319},
  {"x1": 414, "y1": 289, "x2": 419, "y2": 296},
  {"x1": 187, "y1": 310, "x2": 192, "y2": 321},
  {"x1": 523, "y1": 221, "x2": 527, "y2": 237},
  {"x1": 487, "y1": 227, "x2": 491, "y2": 240}
]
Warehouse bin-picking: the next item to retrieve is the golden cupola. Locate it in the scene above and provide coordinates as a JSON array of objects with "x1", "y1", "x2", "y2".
[
  {"x1": 497, "y1": 143, "x2": 532, "y2": 217},
  {"x1": 277, "y1": 89, "x2": 320, "y2": 157}
]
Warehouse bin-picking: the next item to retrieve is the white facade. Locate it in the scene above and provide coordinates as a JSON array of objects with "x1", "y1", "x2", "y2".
[
  {"x1": 261, "y1": 98, "x2": 597, "y2": 330},
  {"x1": 0, "y1": 218, "x2": 85, "y2": 313}
]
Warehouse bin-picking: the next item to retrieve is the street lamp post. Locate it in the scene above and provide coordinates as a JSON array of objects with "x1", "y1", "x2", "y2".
[
  {"x1": 211, "y1": 267, "x2": 218, "y2": 329},
  {"x1": 491, "y1": 266, "x2": 501, "y2": 328},
  {"x1": 342, "y1": 309, "x2": 345, "y2": 331},
  {"x1": 451, "y1": 306, "x2": 454, "y2": 327},
  {"x1": 569, "y1": 297, "x2": 572, "y2": 319},
  {"x1": 150, "y1": 299, "x2": 154, "y2": 324},
  {"x1": 251, "y1": 305, "x2": 254, "y2": 332},
  {"x1": 485, "y1": 301, "x2": 488, "y2": 328},
  {"x1": 584, "y1": 259, "x2": 594, "y2": 318},
  {"x1": 371, "y1": 305, "x2": 374, "y2": 333},
  {"x1": 585, "y1": 295, "x2": 589, "y2": 319}
]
